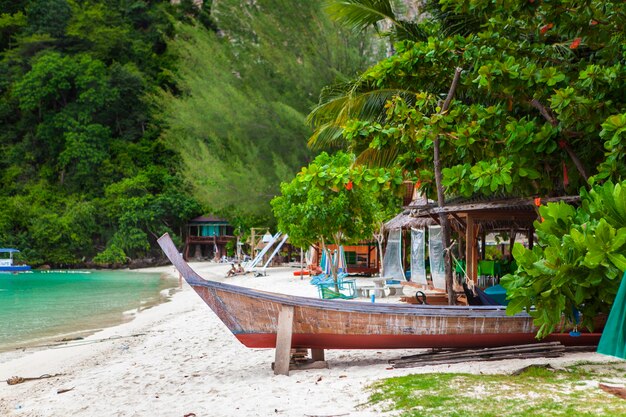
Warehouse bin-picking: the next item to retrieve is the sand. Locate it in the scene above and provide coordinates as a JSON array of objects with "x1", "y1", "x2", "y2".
[{"x1": 0, "y1": 262, "x2": 618, "y2": 416}]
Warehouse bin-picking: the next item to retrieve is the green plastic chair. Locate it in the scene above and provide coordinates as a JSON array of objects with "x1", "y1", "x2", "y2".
[
  {"x1": 317, "y1": 279, "x2": 356, "y2": 299},
  {"x1": 478, "y1": 260, "x2": 496, "y2": 276}
]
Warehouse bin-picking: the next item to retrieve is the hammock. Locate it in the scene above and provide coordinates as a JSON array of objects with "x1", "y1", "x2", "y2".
[{"x1": 383, "y1": 229, "x2": 404, "y2": 280}]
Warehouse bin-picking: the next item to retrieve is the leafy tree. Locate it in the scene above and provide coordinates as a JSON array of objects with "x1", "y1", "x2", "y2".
[
  {"x1": 271, "y1": 151, "x2": 402, "y2": 284},
  {"x1": 502, "y1": 180, "x2": 626, "y2": 338},
  {"x1": 26, "y1": 0, "x2": 71, "y2": 38},
  {"x1": 314, "y1": 0, "x2": 625, "y2": 194}
]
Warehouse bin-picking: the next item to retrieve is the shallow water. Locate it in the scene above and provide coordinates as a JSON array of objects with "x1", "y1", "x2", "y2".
[{"x1": 0, "y1": 270, "x2": 177, "y2": 353}]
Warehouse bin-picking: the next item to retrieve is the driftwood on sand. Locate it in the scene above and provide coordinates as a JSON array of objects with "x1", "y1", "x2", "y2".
[{"x1": 5, "y1": 373, "x2": 64, "y2": 385}]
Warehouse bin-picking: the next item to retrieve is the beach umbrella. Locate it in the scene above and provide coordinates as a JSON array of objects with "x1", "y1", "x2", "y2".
[{"x1": 321, "y1": 249, "x2": 332, "y2": 276}]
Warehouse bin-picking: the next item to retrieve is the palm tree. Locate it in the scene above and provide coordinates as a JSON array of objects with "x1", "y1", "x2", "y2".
[
  {"x1": 314, "y1": 1, "x2": 478, "y2": 303},
  {"x1": 309, "y1": 1, "x2": 480, "y2": 164}
]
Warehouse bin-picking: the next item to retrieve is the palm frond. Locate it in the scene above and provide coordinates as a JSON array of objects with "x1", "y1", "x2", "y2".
[
  {"x1": 355, "y1": 146, "x2": 400, "y2": 168},
  {"x1": 394, "y1": 20, "x2": 429, "y2": 42},
  {"x1": 425, "y1": 1, "x2": 483, "y2": 37},
  {"x1": 323, "y1": 0, "x2": 397, "y2": 32},
  {"x1": 308, "y1": 124, "x2": 346, "y2": 151},
  {"x1": 309, "y1": 86, "x2": 415, "y2": 127}
]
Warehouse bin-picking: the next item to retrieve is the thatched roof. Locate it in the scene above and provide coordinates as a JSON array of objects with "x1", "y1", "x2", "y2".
[
  {"x1": 384, "y1": 211, "x2": 434, "y2": 230},
  {"x1": 387, "y1": 195, "x2": 581, "y2": 234},
  {"x1": 408, "y1": 196, "x2": 580, "y2": 217}
]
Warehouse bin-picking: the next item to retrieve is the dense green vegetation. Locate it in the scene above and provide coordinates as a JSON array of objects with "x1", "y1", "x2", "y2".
[
  {"x1": 312, "y1": 0, "x2": 626, "y2": 197},
  {"x1": 159, "y1": 0, "x2": 380, "y2": 229},
  {"x1": 0, "y1": 0, "x2": 377, "y2": 266},
  {"x1": 502, "y1": 180, "x2": 626, "y2": 337},
  {"x1": 0, "y1": 0, "x2": 201, "y2": 265},
  {"x1": 271, "y1": 151, "x2": 402, "y2": 280},
  {"x1": 307, "y1": 0, "x2": 626, "y2": 330}
]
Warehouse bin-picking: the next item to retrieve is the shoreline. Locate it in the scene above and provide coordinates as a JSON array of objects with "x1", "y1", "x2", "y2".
[
  {"x1": 0, "y1": 269, "x2": 178, "y2": 358},
  {"x1": 0, "y1": 262, "x2": 619, "y2": 416}
]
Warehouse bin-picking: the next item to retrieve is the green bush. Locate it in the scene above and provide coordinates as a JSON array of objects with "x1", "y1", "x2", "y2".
[
  {"x1": 93, "y1": 244, "x2": 127, "y2": 265},
  {"x1": 502, "y1": 181, "x2": 626, "y2": 338}
]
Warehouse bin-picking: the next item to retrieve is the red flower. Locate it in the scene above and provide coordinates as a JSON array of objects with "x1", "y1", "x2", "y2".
[
  {"x1": 540, "y1": 23, "x2": 554, "y2": 35},
  {"x1": 570, "y1": 37, "x2": 581, "y2": 49},
  {"x1": 590, "y1": 20, "x2": 598, "y2": 26},
  {"x1": 345, "y1": 181, "x2": 353, "y2": 191}
]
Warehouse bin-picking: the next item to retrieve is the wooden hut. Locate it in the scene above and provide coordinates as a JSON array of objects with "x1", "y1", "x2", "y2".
[
  {"x1": 184, "y1": 215, "x2": 236, "y2": 261},
  {"x1": 406, "y1": 196, "x2": 579, "y2": 284},
  {"x1": 311, "y1": 242, "x2": 380, "y2": 276}
]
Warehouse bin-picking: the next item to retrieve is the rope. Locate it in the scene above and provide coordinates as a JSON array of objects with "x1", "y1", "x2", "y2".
[{"x1": 4, "y1": 373, "x2": 64, "y2": 385}]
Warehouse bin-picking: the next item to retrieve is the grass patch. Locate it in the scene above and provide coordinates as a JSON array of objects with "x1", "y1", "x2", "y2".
[{"x1": 366, "y1": 363, "x2": 626, "y2": 417}]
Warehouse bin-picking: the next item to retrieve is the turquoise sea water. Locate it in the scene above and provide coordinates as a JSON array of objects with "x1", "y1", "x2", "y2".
[{"x1": 0, "y1": 270, "x2": 177, "y2": 353}]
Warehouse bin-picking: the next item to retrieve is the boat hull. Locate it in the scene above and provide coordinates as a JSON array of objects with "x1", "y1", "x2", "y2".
[
  {"x1": 0, "y1": 265, "x2": 31, "y2": 272},
  {"x1": 158, "y1": 234, "x2": 602, "y2": 350},
  {"x1": 235, "y1": 332, "x2": 600, "y2": 349}
]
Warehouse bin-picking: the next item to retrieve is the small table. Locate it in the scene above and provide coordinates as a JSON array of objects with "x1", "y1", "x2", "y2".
[
  {"x1": 356, "y1": 285, "x2": 375, "y2": 298},
  {"x1": 372, "y1": 278, "x2": 387, "y2": 298}
]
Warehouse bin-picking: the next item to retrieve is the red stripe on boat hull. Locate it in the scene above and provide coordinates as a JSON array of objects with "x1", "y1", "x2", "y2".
[{"x1": 235, "y1": 332, "x2": 601, "y2": 350}]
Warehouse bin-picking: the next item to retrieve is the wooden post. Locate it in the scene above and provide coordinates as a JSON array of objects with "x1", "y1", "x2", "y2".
[
  {"x1": 311, "y1": 348, "x2": 325, "y2": 362},
  {"x1": 250, "y1": 228, "x2": 256, "y2": 259},
  {"x1": 466, "y1": 216, "x2": 476, "y2": 284},
  {"x1": 509, "y1": 230, "x2": 516, "y2": 259},
  {"x1": 274, "y1": 305, "x2": 294, "y2": 376},
  {"x1": 480, "y1": 232, "x2": 486, "y2": 260},
  {"x1": 528, "y1": 225, "x2": 535, "y2": 250}
]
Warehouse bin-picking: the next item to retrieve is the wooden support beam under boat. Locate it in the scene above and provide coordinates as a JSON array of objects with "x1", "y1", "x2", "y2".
[
  {"x1": 311, "y1": 348, "x2": 325, "y2": 362},
  {"x1": 274, "y1": 305, "x2": 294, "y2": 376}
]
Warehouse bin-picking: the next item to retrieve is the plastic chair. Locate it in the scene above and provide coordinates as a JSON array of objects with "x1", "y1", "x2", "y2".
[
  {"x1": 478, "y1": 260, "x2": 495, "y2": 276},
  {"x1": 317, "y1": 278, "x2": 356, "y2": 299}
]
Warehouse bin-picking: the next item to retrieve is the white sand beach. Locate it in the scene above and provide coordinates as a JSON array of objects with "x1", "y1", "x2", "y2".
[{"x1": 0, "y1": 262, "x2": 618, "y2": 417}]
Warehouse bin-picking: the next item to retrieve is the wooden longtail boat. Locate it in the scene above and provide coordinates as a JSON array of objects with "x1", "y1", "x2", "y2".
[{"x1": 159, "y1": 233, "x2": 602, "y2": 352}]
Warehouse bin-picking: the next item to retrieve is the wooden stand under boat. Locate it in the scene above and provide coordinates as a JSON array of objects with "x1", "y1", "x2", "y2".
[{"x1": 157, "y1": 233, "x2": 603, "y2": 376}]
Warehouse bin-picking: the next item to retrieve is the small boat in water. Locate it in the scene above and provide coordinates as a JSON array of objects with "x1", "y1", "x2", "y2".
[{"x1": 0, "y1": 248, "x2": 31, "y2": 272}]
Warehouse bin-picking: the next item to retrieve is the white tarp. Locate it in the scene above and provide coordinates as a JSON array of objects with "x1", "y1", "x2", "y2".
[
  {"x1": 428, "y1": 225, "x2": 446, "y2": 289},
  {"x1": 410, "y1": 228, "x2": 427, "y2": 285},
  {"x1": 383, "y1": 229, "x2": 404, "y2": 280}
]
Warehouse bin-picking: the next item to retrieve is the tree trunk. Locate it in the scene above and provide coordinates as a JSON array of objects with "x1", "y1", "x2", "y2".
[
  {"x1": 329, "y1": 234, "x2": 342, "y2": 293},
  {"x1": 433, "y1": 67, "x2": 463, "y2": 305},
  {"x1": 529, "y1": 99, "x2": 589, "y2": 182},
  {"x1": 373, "y1": 222, "x2": 385, "y2": 278}
]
